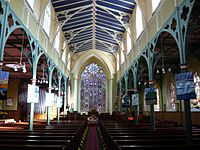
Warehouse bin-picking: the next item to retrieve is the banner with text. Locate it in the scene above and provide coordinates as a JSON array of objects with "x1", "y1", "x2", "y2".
[{"x1": 175, "y1": 72, "x2": 196, "y2": 100}]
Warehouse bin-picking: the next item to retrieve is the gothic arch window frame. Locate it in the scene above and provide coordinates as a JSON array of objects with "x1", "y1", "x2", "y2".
[
  {"x1": 43, "y1": 2, "x2": 51, "y2": 36},
  {"x1": 80, "y1": 62, "x2": 107, "y2": 113},
  {"x1": 136, "y1": 5, "x2": 143, "y2": 39}
]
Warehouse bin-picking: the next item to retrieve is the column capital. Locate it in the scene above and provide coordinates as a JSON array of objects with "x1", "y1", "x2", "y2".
[
  {"x1": 0, "y1": 60, "x2": 3, "y2": 66},
  {"x1": 73, "y1": 77, "x2": 79, "y2": 80},
  {"x1": 133, "y1": 88, "x2": 138, "y2": 92},
  {"x1": 179, "y1": 64, "x2": 187, "y2": 69},
  {"x1": 31, "y1": 79, "x2": 37, "y2": 84},
  {"x1": 148, "y1": 80, "x2": 154, "y2": 85}
]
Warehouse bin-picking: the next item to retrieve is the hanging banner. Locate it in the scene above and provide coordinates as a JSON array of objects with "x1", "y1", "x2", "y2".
[
  {"x1": 0, "y1": 71, "x2": 9, "y2": 100},
  {"x1": 27, "y1": 84, "x2": 39, "y2": 103},
  {"x1": 57, "y1": 96, "x2": 63, "y2": 108},
  {"x1": 124, "y1": 94, "x2": 129, "y2": 108},
  {"x1": 144, "y1": 88, "x2": 157, "y2": 105},
  {"x1": 175, "y1": 72, "x2": 196, "y2": 100},
  {"x1": 45, "y1": 92, "x2": 54, "y2": 106},
  {"x1": 132, "y1": 94, "x2": 139, "y2": 106}
]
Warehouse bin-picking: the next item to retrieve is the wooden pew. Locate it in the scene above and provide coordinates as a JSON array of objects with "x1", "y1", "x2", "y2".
[
  {"x1": 117, "y1": 144, "x2": 200, "y2": 150},
  {"x1": 0, "y1": 120, "x2": 87, "y2": 150},
  {"x1": 99, "y1": 120, "x2": 200, "y2": 150}
]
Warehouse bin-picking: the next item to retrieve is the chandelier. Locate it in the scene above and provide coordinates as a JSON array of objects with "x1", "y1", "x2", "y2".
[
  {"x1": 37, "y1": 67, "x2": 48, "y2": 84},
  {"x1": 5, "y1": 30, "x2": 27, "y2": 73}
]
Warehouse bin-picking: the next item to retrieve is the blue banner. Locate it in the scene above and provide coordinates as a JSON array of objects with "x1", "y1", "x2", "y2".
[
  {"x1": 0, "y1": 71, "x2": 9, "y2": 100},
  {"x1": 124, "y1": 95, "x2": 129, "y2": 107},
  {"x1": 175, "y1": 72, "x2": 196, "y2": 100},
  {"x1": 145, "y1": 88, "x2": 157, "y2": 105}
]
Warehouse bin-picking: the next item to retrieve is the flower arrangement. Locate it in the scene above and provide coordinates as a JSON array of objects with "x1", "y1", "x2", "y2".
[
  {"x1": 0, "y1": 111, "x2": 8, "y2": 115},
  {"x1": 0, "y1": 111, "x2": 8, "y2": 119}
]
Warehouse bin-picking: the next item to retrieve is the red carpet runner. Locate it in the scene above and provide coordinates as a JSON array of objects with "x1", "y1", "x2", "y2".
[{"x1": 86, "y1": 126, "x2": 99, "y2": 150}]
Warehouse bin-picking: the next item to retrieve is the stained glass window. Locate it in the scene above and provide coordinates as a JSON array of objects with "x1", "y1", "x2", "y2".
[
  {"x1": 168, "y1": 81, "x2": 176, "y2": 111},
  {"x1": 80, "y1": 62, "x2": 106, "y2": 112},
  {"x1": 191, "y1": 72, "x2": 200, "y2": 111}
]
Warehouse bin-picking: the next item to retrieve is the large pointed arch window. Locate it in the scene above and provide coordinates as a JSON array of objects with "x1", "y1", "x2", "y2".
[
  {"x1": 127, "y1": 27, "x2": 132, "y2": 54},
  {"x1": 136, "y1": 5, "x2": 143, "y2": 38},
  {"x1": 121, "y1": 42, "x2": 125, "y2": 64},
  {"x1": 80, "y1": 62, "x2": 106, "y2": 113},
  {"x1": 43, "y1": 2, "x2": 51, "y2": 35},
  {"x1": 152, "y1": 0, "x2": 161, "y2": 13},
  {"x1": 54, "y1": 26, "x2": 60, "y2": 52},
  {"x1": 27, "y1": 0, "x2": 34, "y2": 10},
  {"x1": 67, "y1": 53, "x2": 71, "y2": 71},
  {"x1": 62, "y1": 42, "x2": 66, "y2": 63}
]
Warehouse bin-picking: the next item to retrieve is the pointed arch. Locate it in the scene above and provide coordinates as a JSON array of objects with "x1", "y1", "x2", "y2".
[{"x1": 72, "y1": 50, "x2": 115, "y2": 79}]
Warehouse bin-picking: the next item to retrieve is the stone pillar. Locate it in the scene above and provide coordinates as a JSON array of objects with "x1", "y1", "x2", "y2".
[
  {"x1": 73, "y1": 78, "x2": 78, "y2": 111},
  {"x1": 29, "y1": 79, "x2": 36, "y2": 130},
  {"x1": 109, "y1": 79, "x2": 113, "y2": 114}
]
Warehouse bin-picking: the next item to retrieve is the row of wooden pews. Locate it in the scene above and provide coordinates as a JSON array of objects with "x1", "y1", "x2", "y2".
[
  {"x1": 0, "y1": 120, "x2": 87, "y2": 150},
  {"x1": 99, "y1": 120, "x2": 200, "y2": 150}
]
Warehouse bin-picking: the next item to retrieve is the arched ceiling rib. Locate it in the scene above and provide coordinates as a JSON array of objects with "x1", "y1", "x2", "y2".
[{"x1": 51, "y1": 0, "x2": 136, "y2": 53}]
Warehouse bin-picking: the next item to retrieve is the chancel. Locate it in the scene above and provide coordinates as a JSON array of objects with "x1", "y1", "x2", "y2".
[{"x1": 0, "y1": 0, "x2": 200, "y2": 149}]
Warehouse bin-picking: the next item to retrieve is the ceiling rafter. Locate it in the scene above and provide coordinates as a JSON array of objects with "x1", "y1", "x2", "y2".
[
  {"x1": 65, "y1": 25, "x2": 93, "y2": 44},
  {"x1": 97, "y1": 4, "x2": 131, "y2": 31},
  {"x1": 58, "y1": 10, "x2": 91, "y2": 21},
  {"x1": 53, "y1": 0, "x2": 90, "y2": 9},
  {"x1": 96, "y1": 25, "x2": 122, "y2": 43},
  {"x1": 54, "y1": 2, "x2": 92, "y2": 14},
  {"x1": 51, "y1": 0, "x2": 136, "y2": 54},
  {"x1": 64, "y1": 18, "x2": 92, "y2": 27},
  {"x1": 118, "y1": 0, "x2": 135, "y2": 5},
  {"x1": 98, "y1": 0, "x2": 133, "y2": 12},
  {"x1": 92, "y1": 0, "x2": 97, "y2": 50}
]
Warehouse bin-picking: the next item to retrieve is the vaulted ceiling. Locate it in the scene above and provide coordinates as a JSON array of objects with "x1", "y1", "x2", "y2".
[{"x1": 51, "y1": 0, "x2": 136, "y2": 54}]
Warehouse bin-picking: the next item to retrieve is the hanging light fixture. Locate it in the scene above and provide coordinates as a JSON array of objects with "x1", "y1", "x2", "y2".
[
  {"x1": 22, "y1": 62, "x2": 27, "y2": 73},
  {"x1": 156, "y1": 69, "x2": 159, "y2": 74},
  {"x1": 168, "y1": 67, "x2": 171, "y2": 72},
  {"x1": 5, "y1": 30, "x2": 27, "y2": 73},
  {"x1": 161, "y1": 34, "x2": 166, "y2": 74},
  {"x1": 37, "y1": 67, "x2": 48, "y2": 84}
]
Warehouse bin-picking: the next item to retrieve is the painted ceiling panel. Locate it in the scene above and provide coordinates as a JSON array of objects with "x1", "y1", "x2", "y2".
[{"x1": 51, "y1": 0, "x2": 136, "y2": 53}]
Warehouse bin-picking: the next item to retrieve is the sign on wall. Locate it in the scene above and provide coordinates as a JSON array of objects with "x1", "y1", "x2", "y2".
[
  {"x1": 144, "y1": 88, "x2": 157, "y2": 105},
  {"x1": 175, "y1": 72, "x2": 196, "y2": 100}
]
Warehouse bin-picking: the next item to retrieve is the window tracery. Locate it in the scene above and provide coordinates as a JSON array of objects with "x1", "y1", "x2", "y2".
[{"x1": 80, "y1": 63, "x2": 106, "y2": 112}]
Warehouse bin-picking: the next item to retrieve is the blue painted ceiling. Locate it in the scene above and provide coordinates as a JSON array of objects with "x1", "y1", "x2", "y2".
[{"x1": 51, "y1": 0, "x2": 136, "y2": 54}]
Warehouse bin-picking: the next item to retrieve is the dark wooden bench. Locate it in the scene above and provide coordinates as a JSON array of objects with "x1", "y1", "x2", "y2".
[
  {"x1": 0, "y1": 144, "x2": 69, "y2": 150},
  {"x1": 0, "y1": 120, "x2": 87, "y2": 150},
  {"x1": 99, "y1": 120, "x2": 200, "y2": 150},
  {"x1": 117, "y1": 144, "x2": 200, "y2": 150}
]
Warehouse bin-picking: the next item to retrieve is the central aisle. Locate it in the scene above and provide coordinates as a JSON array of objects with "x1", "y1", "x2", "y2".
[{"x1": 86, "y1": 126, "x2": 99, "y2": 150}]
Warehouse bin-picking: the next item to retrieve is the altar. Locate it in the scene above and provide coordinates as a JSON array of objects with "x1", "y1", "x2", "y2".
[
  {"x1": 87, "y1": 114, "x2": 99, "y2": 125},
  {"x1": 0, "y1": 118, "x2": 16, "y2": 124}
]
